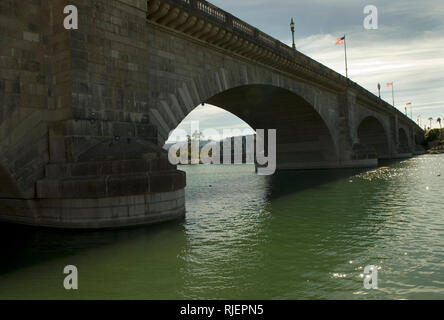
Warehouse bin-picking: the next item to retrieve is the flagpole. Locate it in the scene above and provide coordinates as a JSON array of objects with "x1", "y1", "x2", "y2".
[
  {"x1": 344, "y1": 34, "x2": 348, "y2": 79},
  {"x1": 391, "y1": 82, "x2": 395, "y2": 107}
]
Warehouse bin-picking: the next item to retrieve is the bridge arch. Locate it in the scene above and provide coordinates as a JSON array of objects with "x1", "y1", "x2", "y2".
[
  {"x1": 165, "y1": 84, "x2": 340, "y2": 169},
  {"x1": 150, "y1": 57, "x2": 343, "y2": 144},
  {"x1": 398, "y1": 127, "x2": 410, "y2": 153},
  {"x1": 357, "y1": 116, "x2": 390, "y2": 159}
]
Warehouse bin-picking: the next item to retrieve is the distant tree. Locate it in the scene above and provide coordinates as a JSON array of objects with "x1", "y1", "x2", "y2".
[
  {"x1": 437, "y1": 118, "x2": 443, "y2": 139},
  {"x1": 428, "y1": 117, "x2": 433, "y2": 129},
  {"x1": 187, "y1": 135, "x2": 192, "y2": 162},
  {"x1": 425, "y1": 128, "x2": 442, "y2": 148}
]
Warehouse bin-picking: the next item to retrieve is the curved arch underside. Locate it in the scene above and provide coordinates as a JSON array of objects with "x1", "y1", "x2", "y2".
[
  {"x1": 357, "y1": 117, "x2": 390, "y2": 159},
  {"x1": 205, "y1": 85, "x2": 339, "y2": 169},
  {"x1": 398, "y1": 128, "x2": 410, "y2": 153}
]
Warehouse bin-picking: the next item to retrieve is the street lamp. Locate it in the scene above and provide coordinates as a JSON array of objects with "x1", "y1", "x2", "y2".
[{"x1": 290, "y1": 18, "x2": 296, "y2": 50}]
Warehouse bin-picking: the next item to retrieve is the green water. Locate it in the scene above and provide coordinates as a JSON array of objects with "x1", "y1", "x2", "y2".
[{"x1": 0, "y1": 155, "x2": 443, "y2": 299}]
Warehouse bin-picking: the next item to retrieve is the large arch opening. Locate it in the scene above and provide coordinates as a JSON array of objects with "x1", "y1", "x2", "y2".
[
  {"x1": 164, "y1": 103, "x2": 256, "y2": 167},
  {"x1": 357, "y1": 116, "x2": 390, "y2": 159},
  {"x1": 398, "y1": 128, "x2": 410, "y2": 154},
  {"x1": 165, "y1": 85, "x2": 339, "y2": 170}
]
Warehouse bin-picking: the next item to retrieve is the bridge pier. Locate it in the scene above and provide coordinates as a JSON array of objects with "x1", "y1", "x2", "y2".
[{"x1": 1, "y1": 119, "x2": 186, "y2": 228}]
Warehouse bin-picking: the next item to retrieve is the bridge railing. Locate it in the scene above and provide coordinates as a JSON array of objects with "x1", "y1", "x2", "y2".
[
  {"x1": 195, "y1": 0, "x2": 226, "y2": 22},
  {"x1": 168, "y1": 0, "x2": 317, "y2": 62},
  {"x1": 257, "y1": 32, "x2": 275, "y2": 48},
  {"x1": 232, "y1": 18, "x2": 255, "y2": 36},
  {"x1": 147, "y1": 0, "x2": 421, "y2": 129}
]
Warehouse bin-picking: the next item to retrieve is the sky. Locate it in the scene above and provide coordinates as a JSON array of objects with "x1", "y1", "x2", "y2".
[{"x1": 167, "y1": 0, "x2": 444, "y2": 142}]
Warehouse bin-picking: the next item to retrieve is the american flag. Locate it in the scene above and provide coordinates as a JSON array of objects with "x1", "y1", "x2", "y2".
[{"x1": 336, "y1": 36, "x2": 345, "y2": 45}]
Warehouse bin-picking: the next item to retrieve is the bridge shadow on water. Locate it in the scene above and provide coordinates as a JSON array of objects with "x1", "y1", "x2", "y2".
[
  {"x1": 264, "y1": 154, "x2": 420, "y2": 201},
  {"x1": 264, "y1": 167, "x2": 371, "y2": 201},
  {"x1": 0, "y1": 220, "x2": 187, "y2": 276}
]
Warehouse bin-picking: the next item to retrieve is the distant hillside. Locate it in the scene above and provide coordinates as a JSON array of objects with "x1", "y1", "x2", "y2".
[
  {"x1": 163, "y1": 135, "x2": 255, "y2": 151},
  {"x1": 163, "y1": 134, "x2": 256, "y2": 164},
  {"x1": 163, "y1": 139, "x2": 214, "y2": 151}
]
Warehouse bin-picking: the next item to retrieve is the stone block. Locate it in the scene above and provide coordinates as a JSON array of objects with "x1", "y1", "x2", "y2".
[
  {"x1": 149, "y1": 173, "x2": 174, "y2": 193},
  {"x1": 106, "y1": 174, "x2": 149, "y2": 197}
]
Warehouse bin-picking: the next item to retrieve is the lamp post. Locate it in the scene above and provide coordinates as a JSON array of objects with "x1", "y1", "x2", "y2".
[{"x1": 290, "y1": 18, "x2": 296, "y2": 50}]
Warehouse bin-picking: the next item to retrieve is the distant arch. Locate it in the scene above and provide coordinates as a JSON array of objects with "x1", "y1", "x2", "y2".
[
  {"x1": 357, "y1": 116, "x2": 390, "y2": 159},
  {"x1": 398, "y1": 127, "x2": 410, "y2": 153}
]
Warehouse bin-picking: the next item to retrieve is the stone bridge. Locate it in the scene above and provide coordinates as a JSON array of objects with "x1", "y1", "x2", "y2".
[{"x1": 0, "y1": 0, "x2": 424, "y2": 228}]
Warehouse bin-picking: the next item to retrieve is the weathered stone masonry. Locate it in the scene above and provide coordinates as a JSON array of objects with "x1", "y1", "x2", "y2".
[{"x1": 0, "y1": 0, "x2": 185, "y2": 228}]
